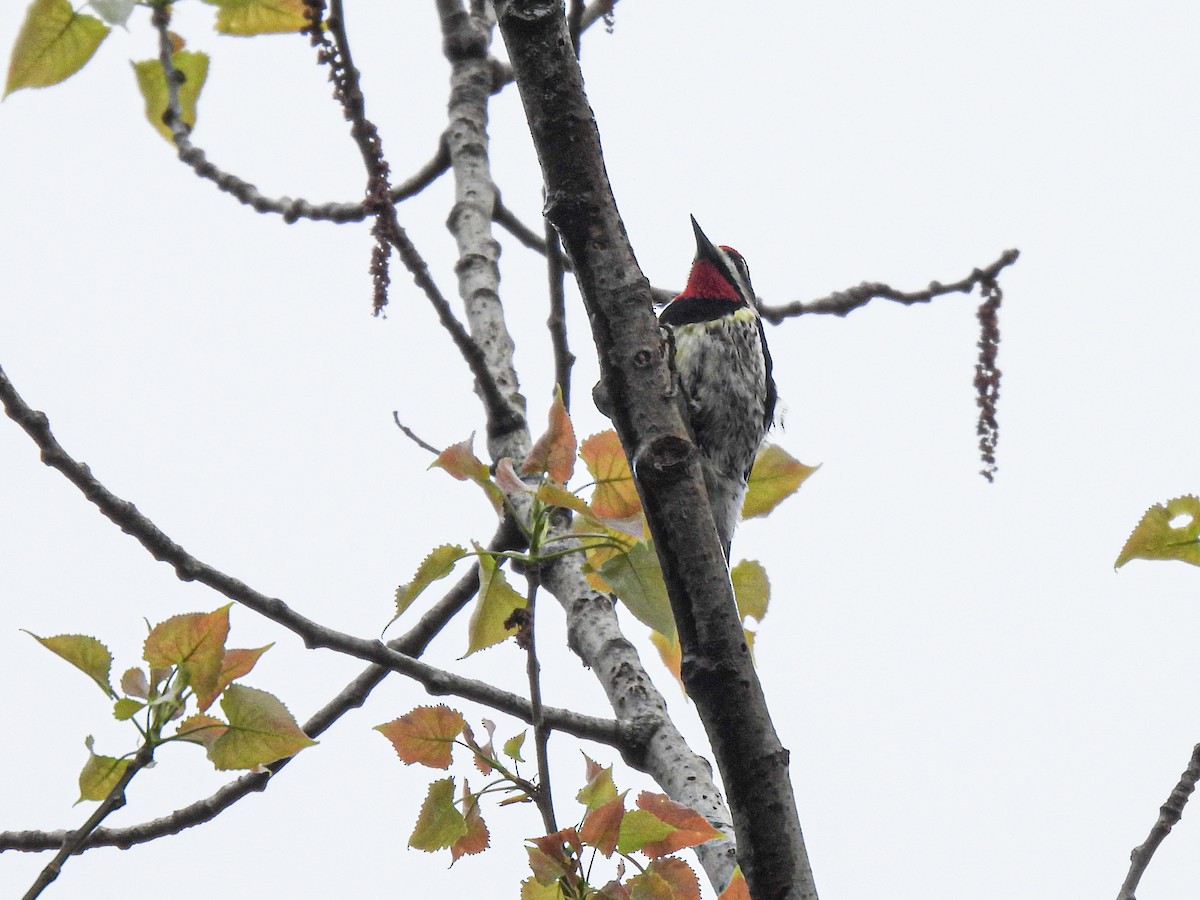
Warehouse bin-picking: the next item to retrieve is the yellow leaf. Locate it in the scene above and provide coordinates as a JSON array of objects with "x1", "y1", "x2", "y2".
[
  {"x1": 1116, "y1": 495, "x2": 1200, "y2": 568},
  {"x1": 25, "y1": 632, "x2": 113, "y2": 697},
  {"x1": 464, "y1": 548, "x2": 526, "y2": 656},
  {"x1": 131, "y1": 50, "x2": 209, "y2": 142},
  {"x1": 77, "y1": 736, "x2": 127, "y2": 803},
  {"x1": 395, "y1": 544, "x2": 469, "y2": 618},
  {"x1": 201, "y1": 0, "x2": 311, "y2": 36},
  {"x1": 730, "y1": 560, "x2": 769, "y2": 625},
  {"x1": 410, "y1": 777, "x2": 467, "y2": 851},
  {"x1": 5, "y1": 0, "x2": 109, "y2": 97},
  {"x1": 207, "y1": 684, "x2": 316, "y2": 770},
  {"x1": 648, "y1": 631, "x2": 683, "y2": 690},
  {"x1": 742, "y1": 444, "x2": 818, "y2": 520}
]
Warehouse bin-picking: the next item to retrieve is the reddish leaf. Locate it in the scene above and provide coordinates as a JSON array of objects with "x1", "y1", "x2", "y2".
[
  {"x1": 528, "y1": 827, "x2": 582, "y2": 883},
  {"x1": 645, "y1": 858, "x2": 700, "y2": 900},
  {"x1": 120, "y1": 667, "x2": 150, "y2": 699},
  {"x1": 522, "y1": 389, "x2": 576, "y2": 482},
  {"x1": 430, "y1": 435, "x2": 504, "y2": 514},
  {"x1": 142, "y1": 605, "x2": 230, "y2": 699},
  {"x1": 580, "y1": 794, "x2": 626, "y2": 857},
  {"x1": 196, "y1": 644, "x2": 272, "y2": 712},
  {"x1": 636, "y1": 793, "x2": 722, "y2": 857},
  {"x1": 174, "y1": 713, "x2": 227, "y2": 751},
  {"x1": 375, "y1": 705, "x2": 466, "y2": 769},
  {"x1": 451, "y1": 779, "x2": 490, "y2": 862}
]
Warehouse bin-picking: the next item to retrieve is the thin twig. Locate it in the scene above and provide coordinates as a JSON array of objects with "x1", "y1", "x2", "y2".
[
  {"x1": 392, "y1": 411, "x2": 440, "y2": 455},
  {"x1": 1117, "y1": 743, "x2": 1200, "y2": 900},
  {"x1": 759, "y1": 248, "x2": 1021, "y2": 322},
  {"x1": 1, "y1": 518, "x2": 524, "y2": 855},
  {"x1": 149, "y1": 8, "x2": 449, "y2": 222},
  {"x1": 514, "y1": 570, "x2": 557, "y2": 833},
  {"x1": 0, "y1": 364, "x2": 620, "y2": 747},
  {"x1": 21, "y1": 744, "x2": 154, "y2": 898},
  {"x1": 544, "y1": 220, "x2": 575, "y2": 410},
  {"x1": 298, "y1": 1, "x2": 522, "y2": 436}
]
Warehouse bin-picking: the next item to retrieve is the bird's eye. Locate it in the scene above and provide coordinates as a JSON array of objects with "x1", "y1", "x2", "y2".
[{"x1": 721, "y1": 247, "x2": 753, "y2": 293}]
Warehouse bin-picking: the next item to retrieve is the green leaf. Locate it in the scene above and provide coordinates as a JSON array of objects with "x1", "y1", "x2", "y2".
[
  {"x1": 503, "y1": 731, "x2": 526, "y2": 762},
  {"x1": 521, "y1": 877, "x2": 566, "y2": 900},
  {"x1": 395, "y1": 544, "x2": 469, "y2": 618},
  {"x1": 206, "y1": 684, "x2": 316, "y2": 770},
  {"x1": 409, "y1": 777, "x2": 468, "y2": 851},
  {"x1": 77, "y1": 736, "x2": 128, "y2": 802},
  {"x1": 1116, "y1": 496, "x2": 1200, "y2": 568},
  {"x1": 615, "y1": 809, "x2": 674, "y2": 856},
  {"x1": 25, "y1": 632, "x2": 114, "y2": 697},
  {"x1": 576, "y1": 756, "x2": 618, "y2": 811},
  {"x1": 742, "y1": 443, "x2": 818, "y2": 520},
  {"x1": 200, "y1": 0, "x2": 311, "y2": 35},
  {"x1": 596, "y1": 541, "x2": 675, "y2": 639},
  {"x1": 90, "y1": 0, "x2": 135, "y2": 27},
  {"x1": 112, "y1": 698, "x2": 144, "y2": 721},
  {"x1": 464, "y1": 547, "x2": 526, "y2": 656},
  {"x1": 5, "y1": 0, "x2": 109, "y2": 96},
  {"x1": 131, "y1": 50, "x2": 209, "y2": 142},
  {"x1": 143, "y1": 605, "x2": 230, "y2": 699},
  {"x1": 731, "y1": 559, "x2": 769, "y2": 624}
]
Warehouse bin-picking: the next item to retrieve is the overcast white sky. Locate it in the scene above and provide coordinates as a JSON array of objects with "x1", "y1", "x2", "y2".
[{"x1": 4, "y1": 2, "x2": 1200, "y2": 898}]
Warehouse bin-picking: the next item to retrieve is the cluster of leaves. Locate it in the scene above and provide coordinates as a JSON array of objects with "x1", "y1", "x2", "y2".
[
  {"x1": 29, "y1": 604, "x2": 314, "y2": 801},
  {"x1": 395, "y1": 391, "x2": 817, "y2": 677},
  {"x1": 376, "y1": 704, "x2": 749, "y2": 900},
  {"x1": 5, "y1": 0, "x2": 309, "y2": 138}
]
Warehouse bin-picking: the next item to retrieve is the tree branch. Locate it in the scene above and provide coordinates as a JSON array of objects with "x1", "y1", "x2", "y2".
[
  {"x1": 495, "y1": 4, "x2": 816, "y2": 897},
  {"x1": 1117, "y1": 742, "x2": 1200, "y2": 900},
  {"x1": 0, "y1": 519, "x2": 523, "y2": 855},
  {"x1": 544, "y1": 218, "x2": 575, "y2": 409},
  {"x1": 20, "y1": 744, "x2": 154, "y2": 898},
  {"x1": 437, "y1": 0, "x2": 531, "y2": 462},
  {"x1": 150, "y1": 7, "x2": 448, "y2": 222},
  {"x1": 759, "y1": 248, "x2": 1020, "y2": 322},
  {"x1": 0, "y1": 364, "x2": 619, "y2": 747}
]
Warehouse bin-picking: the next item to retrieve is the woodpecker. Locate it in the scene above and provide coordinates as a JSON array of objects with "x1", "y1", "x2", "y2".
[{"x1": 659, "y1": 217, "x2": 776, "y2": 560}]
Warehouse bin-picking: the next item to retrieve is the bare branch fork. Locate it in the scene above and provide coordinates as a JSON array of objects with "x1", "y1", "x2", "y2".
[{"x1": 1117, "y1": 743, "x2": 1200, "y2": 900}]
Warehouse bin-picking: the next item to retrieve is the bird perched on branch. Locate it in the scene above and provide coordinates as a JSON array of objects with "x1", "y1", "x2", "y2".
[{"x1": 659, "y1": 217, "x2": 776, "y2": 560}]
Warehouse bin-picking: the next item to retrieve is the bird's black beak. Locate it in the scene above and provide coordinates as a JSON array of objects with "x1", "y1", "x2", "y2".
[{"x1": 690, "y1": 215, "x2": 721, "y2": 263}]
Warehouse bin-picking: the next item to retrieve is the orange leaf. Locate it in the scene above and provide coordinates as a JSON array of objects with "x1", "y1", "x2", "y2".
[
  {"x1": 636, "y1": 793, "x2": 722, "y2": 857},
  {"x1": 431, "y1": 435, "x2": 504, "y2": 514},
  {"x1": 376, "y1": 705, "x2": 466, "y2": 769},
  {"x1": 523, "y1": 388, "x2": 576, "y2": 482},
  {"x1": 718, "y1": 867, "x2": 750, "y2": 900},
  {"x1": 581, "y1": 430, "x2": 641, "y2": 520}
]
